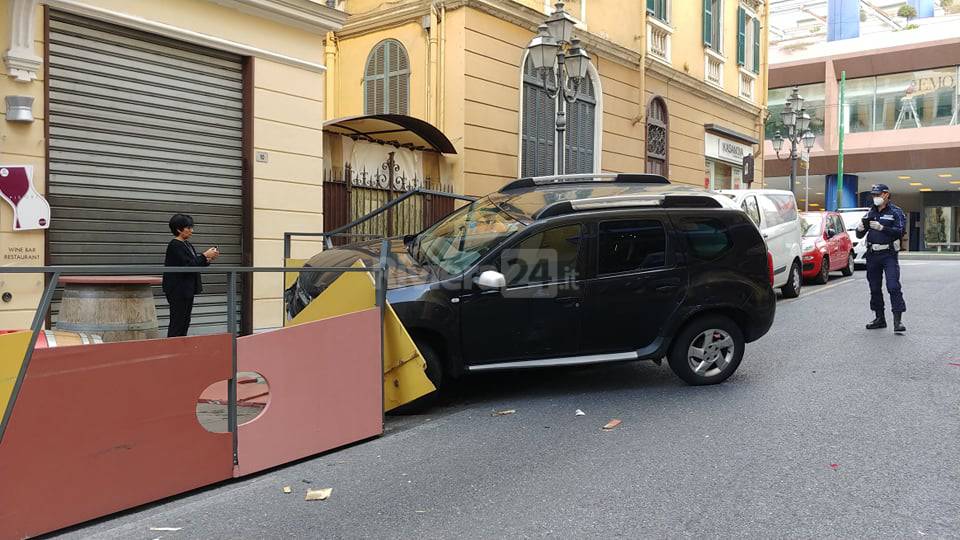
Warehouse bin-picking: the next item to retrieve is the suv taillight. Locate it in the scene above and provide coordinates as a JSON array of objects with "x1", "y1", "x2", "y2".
[{"x1": 767, "y1": 252, "x2": 774, "y2": 286}]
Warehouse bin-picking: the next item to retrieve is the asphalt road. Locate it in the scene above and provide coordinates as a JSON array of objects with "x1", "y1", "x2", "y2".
[{"x1": 59, "y1": 261, "x2": 960, "y2": 539}]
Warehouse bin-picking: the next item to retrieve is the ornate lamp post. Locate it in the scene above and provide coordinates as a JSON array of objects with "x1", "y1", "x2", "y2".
[
  {"x1": 526, "y1": 2, "x2": 593, "y2": 175},
  {"x1": 772, "y1": 86, "x2": 816, "y2": 195}
]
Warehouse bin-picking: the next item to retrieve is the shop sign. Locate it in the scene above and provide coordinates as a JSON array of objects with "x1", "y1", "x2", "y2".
[
  {"x1": 0, "y1": 165, "x2": 50, "y2": 231},
  {"x1": 705, "y1": 133, "x2": 753, "y2": 165}
]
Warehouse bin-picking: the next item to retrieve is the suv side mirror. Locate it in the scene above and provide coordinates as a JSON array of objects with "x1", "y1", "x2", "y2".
[{"x1": 475, "y1": 270, "x2": 506, "y2": 290}]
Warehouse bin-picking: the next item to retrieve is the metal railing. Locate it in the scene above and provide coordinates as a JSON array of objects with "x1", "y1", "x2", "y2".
[{"x1": 0, "y1": 245, "x2": 390, "y2": 456}]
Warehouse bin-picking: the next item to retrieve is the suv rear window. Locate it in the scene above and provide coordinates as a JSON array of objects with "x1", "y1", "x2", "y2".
[
  {"x1": 678, "y1": 218, "x2": 732, "y2": 260},
  {"x1": 598, "y1": 220, "x2": 667, "y2": 274}
]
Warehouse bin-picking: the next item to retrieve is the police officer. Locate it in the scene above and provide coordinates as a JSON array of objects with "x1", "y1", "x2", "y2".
[{"x1": 855, "y1": 184, "x2": 907, "y2": 333}]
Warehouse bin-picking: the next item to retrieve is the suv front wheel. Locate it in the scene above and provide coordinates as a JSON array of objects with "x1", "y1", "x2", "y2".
[{"x1": 667, "y1": 315, "x2": 745, "y2": 385}]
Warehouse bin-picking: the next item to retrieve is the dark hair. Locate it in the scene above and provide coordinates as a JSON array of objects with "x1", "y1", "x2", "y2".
[{"x1": 169, "y1": 214, "x2": 194, "y2": 236}]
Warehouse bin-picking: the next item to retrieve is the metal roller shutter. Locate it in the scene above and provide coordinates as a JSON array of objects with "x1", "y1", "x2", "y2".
[{"x1": 47, "y1": 11, "x2": 244, "y2": 335}]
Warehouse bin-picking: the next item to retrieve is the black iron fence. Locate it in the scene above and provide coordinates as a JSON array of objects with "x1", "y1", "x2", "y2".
[{"x1": 323, "y1": 155, "x2": 464, "y2": 246}]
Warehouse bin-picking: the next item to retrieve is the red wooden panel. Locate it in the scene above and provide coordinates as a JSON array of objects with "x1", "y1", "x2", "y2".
[
  {"x1": 0, "y1": 335, "x2": 234, "y2": 539},
  {"x1": 235, "y1": 308, "x2": 383, "y2": 476}
]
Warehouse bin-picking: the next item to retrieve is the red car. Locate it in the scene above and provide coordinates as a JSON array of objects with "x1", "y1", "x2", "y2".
[{"x1": 800, "y1": 211, "x2": 855, "y2": 284}]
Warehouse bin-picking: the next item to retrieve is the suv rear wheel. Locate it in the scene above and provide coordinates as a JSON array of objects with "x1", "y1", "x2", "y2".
[
  {"x1": 667, "y1": 315, "x2": 744, "y2": 385},
  {"x1": 781, "y1": 261, "x2": 802, "y2": 298}
]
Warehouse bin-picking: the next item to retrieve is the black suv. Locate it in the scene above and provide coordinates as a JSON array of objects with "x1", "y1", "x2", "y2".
[{"x1": 288, "y1": 174, "x2": 775, "y2": 389}]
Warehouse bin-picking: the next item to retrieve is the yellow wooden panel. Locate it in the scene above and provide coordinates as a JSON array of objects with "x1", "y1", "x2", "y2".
[
  {"x1": 286, "y1": 260, "x2": 435, "y2": 410},
  {"x1": 0, "y1": 331, "x2": 32, "y2": 427}
]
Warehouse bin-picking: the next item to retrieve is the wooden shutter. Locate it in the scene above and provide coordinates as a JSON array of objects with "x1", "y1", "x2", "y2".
[
  {"x1": 565, "y1": 76, "x2": 596, "y2": 174},
  {"x1": 364, "y1": 43, "x2": 386, "y2": 114},
  {"x1": 753, "y1": 18, "x2": 761, "y2": 74},
  {"x1": 703, "y1": 0, "x2": 713, "y2": 47},
  {"x1": 737, "y1": 7, "x2": 746, "y2": 66},
  {"x1": 521, "y1": 59, "x2": 555, "y2": 177}
]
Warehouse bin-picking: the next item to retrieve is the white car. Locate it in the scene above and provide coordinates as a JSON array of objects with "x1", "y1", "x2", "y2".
[
  {"x1": 838, "y1": 208, "x2": 870, "y2": 269},
  {"x1": 718, "y1": 189, "x2": 804, "y2": 298}
]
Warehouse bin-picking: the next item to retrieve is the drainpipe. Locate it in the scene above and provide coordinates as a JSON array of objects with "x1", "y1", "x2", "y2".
[
  {"x1": 428, "y1": 3, "x2": 440, "y2": 124},
  {"x1": 324, "y1": 31, "x2": 338, "y2": 120},
  {"x1": 439, "y1": 3, "x2": 446, "y2": 132},
  {"x1": 756, "y1": 0, "x2": 770, "y2": 188},
  {"x1": 638, "y1": 4, "x2": 647, "y2": 167}
]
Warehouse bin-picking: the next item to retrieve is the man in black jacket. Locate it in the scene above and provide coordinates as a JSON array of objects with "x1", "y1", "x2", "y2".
[
  {"x1": 855, "y1": 184, "x2": 907, "y2": 333},
  {"x1": 163, "y1": 214, "x2": 219, "y2": 337}
]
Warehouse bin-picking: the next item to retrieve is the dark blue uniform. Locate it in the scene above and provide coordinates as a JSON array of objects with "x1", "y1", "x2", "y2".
[{"x1": 856, "y1": 202, "x2": 906, "y2": 314}]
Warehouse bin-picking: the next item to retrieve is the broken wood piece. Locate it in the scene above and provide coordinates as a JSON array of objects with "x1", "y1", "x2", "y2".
[{"x1": 305, "y1": 488, "x2": 333, "y2": 501}]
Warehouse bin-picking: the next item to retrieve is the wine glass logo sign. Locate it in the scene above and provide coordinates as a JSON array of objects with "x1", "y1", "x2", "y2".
[{"x1": 0, "y1": 165, "x2": 51, "y2": 230}]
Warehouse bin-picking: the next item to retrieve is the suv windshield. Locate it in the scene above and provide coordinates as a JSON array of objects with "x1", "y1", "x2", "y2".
[
  {"x1": 414, "y1": 197, "x2": 525, "y2": 276},
  {"x1": 800, "y1": 215, "x2": 822, "y2": 237}
]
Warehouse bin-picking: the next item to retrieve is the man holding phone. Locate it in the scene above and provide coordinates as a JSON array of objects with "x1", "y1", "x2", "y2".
[{"x1": 855, "y1": 184, "x2": 907, "y2": 333}]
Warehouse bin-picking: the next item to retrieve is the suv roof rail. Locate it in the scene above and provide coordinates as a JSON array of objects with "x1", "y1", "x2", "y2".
[
  {"x1": 499, "y1": 173, "x2": 669, "y2": 192},
  {"x1": 535, "y1": 193, "x2": 723, "y2": 219}
]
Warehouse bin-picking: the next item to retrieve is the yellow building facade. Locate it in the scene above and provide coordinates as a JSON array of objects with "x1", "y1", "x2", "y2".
[
  {"x1": 0, "y1": 0, "x2": 345, "y2": 331},
  {"x1": 327, "y1": 0, "x2": 769, "y2": 197}
]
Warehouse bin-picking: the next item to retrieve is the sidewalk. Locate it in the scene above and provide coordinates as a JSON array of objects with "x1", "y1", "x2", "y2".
[{"x1": 899, "y1": 251, "x2": 960, "y2": 261}]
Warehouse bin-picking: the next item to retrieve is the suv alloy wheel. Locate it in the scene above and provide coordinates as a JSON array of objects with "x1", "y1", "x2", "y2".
[{"x1": 667, "y1": 315, "x2": 745, "y2": 385}]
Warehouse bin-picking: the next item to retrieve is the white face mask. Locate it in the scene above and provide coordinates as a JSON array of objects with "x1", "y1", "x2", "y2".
[{"x1": 873, "y1": 197, "x2": 885, "y2": 206}]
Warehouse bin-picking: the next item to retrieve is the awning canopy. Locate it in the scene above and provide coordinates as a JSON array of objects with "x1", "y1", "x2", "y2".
[{"x1": 323, "y1": 114, "x2": 457, "y2": 154}]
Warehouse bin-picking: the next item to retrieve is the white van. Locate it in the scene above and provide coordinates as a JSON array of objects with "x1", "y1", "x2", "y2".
[{"x1": 718, "y1": 189, "x2": 804, "y2": 298}]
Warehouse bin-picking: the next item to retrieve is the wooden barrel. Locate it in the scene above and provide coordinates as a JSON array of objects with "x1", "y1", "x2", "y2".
[
  {"x1": 36, "y1": 330, "x2": 103, "y2": 348},
  {"x1": 56, "y1": 277, "x2": 161, "y2": 343}
]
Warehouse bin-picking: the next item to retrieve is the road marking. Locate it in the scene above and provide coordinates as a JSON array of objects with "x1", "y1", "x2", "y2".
[{"x1": 781, "y1": 278, "x2": 857, "y2": 304}]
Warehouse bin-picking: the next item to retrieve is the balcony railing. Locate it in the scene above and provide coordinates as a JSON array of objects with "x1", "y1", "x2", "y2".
[
  {"x1": 739, "y1": 69, "x2": 755, "y2": 101},
  {"x1": 705, "y1": 51, "x2": 723, "y2": 87},
  {"x1": 647, "y1": 18, "x2": 672, "y2": 65}
]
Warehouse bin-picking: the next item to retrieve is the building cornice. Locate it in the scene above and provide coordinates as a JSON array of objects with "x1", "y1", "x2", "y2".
[
  {"x1": 645, "y1": 57, "x2": 761, "y2": 119},
  {"x1": 207, "y1": 0, "x2": 348, "y2": 33},
  {"x1": 338, "y1": 0, "x2": 642, "y2": 69}
]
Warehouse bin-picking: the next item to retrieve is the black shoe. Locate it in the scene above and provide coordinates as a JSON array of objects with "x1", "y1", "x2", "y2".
[
  {"x1": 893, "y1": 313, "x2": 906, "y2": 333},
  {"x1": 866, "y1": 313, "x2": 887, "y2": 330}
]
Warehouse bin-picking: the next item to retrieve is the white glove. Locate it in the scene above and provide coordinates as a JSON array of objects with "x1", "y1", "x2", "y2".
[
  {"x1": 856, "y1": 223, "x2": 865, "y2": 233},
  {"x1": 869, "y1": 221, "x2": 884, "y2": 231}
]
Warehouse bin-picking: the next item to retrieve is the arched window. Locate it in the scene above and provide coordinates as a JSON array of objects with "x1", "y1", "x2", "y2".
[
  {"x1": 646, "y1": 97, "x2": 668, "y2": 176},
  {"x1": 364, "y1": 39, "x2": 409, "y2": 115},
  {"x1": 520, "y1": 56, "x2": 601, "y2": 177}
]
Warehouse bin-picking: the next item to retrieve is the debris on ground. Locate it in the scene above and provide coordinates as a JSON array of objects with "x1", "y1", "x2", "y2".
[
  {"x1": 149, "y1": 527, "x2": 182, "y2": 531},
  {"x1": 282, "y1": 486, "x2": 292, "y2": 494},
  {"x1": 575, "y1": 409, "x2": 586, "y2": 416},
  {"x1": 492, "y1": 409, "x2": 516, "y2": 416},
  {"x1": 305, "y1": 488, "x2": 333, "y2": 501},
  {"x1": 602, "y1": 419, "x2": 622, "y2": 431}
]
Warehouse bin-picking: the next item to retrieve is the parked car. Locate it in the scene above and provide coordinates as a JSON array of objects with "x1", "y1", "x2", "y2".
[
  {"x1": 800, "y1": 211, "x2": 855, "y2": 283},
  {"x1": 717, "y1": 189, "x2": 804, "y2": 298},
  {"x1": 287, "y1": 174, "x2": 776, "y2": 394},
  {"x1": 838, "y1": 207, "x2": 870, "y2": 269}
]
